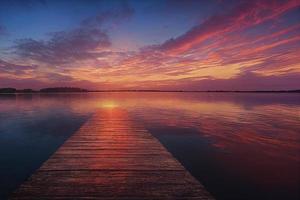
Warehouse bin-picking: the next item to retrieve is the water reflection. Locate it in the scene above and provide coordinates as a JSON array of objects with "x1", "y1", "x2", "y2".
[{"x1": 0, "y1": 92, "x2": 299, "y2": 199}]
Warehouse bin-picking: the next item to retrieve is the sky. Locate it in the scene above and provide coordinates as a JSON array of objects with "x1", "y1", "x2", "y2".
[{"x1": 0, "y1": 0, "x2": 299, "y2": 90}]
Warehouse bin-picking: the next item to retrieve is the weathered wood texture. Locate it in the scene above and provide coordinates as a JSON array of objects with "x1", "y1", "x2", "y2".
[{"x1": 11, "y1": 109, "x2": 214, "y2": 200}]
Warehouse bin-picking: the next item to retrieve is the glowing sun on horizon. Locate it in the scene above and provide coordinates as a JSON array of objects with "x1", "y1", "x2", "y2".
[{"x1": 100, "y1": 101, "x2": 119, "y2": 108}]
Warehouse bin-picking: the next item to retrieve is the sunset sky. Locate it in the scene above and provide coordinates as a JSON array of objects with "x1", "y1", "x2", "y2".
[{"x1": 0, "y1": 0, "x2": 299, "y2": 90}]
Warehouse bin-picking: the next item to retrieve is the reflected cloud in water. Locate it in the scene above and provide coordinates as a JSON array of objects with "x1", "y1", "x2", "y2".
[{"x1": 0, "y1": 92, "x2": 299, "y2": 199}]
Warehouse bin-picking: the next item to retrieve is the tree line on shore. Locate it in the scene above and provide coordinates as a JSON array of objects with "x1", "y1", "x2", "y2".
[{"x1": 0, "y1": 87, "x2": 88, "y2": 93}]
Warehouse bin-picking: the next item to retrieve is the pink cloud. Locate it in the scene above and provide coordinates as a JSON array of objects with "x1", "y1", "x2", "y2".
[
  {"x1": 159, "y1": 0, "x2": 300, "y2": 54},
  {"x1": 1, "y1": 0, "x2": 300, "y2": 90}
]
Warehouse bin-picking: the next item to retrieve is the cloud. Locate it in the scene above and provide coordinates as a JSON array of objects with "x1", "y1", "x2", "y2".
[
  {"x1": 0, "y1": 76, "x2": 97, "y2": 90},
  {"x1": 159, "y1": 0, "x2": 300, "y2": 54},
  {"x1": 111, "y1": 71, "x2": 299, "y2": 91},
  {"x1": 2, "y1": 0, "x2": 300, "y2": 90},
  {"x1": 13, "y1": 2, "x2": 134, "y2": 65},
  {"x1": 14, "y1": 28, "x2": 111, "y2": 65},
  {"x1": 0, "y1": 59, "x2": 87, "y2": 89},
  {"x1": 0, "y1": 59, "x2": 37, "y2": 75},
  {"x1": 0, "y1": 77, "x2": 46, "y2": 89},
  {"x1": 36, "y1": 72, "x2": 74, "y2": 82},
  {"x1": 102, "y1": 0, "x2": 299, "y2": 89},
  {"x1": 168, "y1": 71, "x2": 300, "y2": 91}
]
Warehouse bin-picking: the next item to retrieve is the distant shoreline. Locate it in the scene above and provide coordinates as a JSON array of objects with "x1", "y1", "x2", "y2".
[
  {"x1": 88, "y1": 90, "x2": 300, "y2": 93},
  {"x1": 0, "y1": 89, "x2": 299, "y2": 94},
  {"x1": 1, "y1": 87, "x2": 299, "y2": 94}
]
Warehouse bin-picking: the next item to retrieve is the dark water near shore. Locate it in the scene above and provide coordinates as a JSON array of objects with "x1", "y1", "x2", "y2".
[{"x1": 0, "y1": 92, "x2": 299, "y2": 199}]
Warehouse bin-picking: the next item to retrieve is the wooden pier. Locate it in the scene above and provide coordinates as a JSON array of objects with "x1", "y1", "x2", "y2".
[{"x1": 11, "y1": 109, "x2": 214, "y2": 199}]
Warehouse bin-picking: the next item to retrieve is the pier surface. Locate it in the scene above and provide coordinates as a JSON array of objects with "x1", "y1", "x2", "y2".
[{"x1": 12, "y1": 109, "x2": 213, "y2": 199}]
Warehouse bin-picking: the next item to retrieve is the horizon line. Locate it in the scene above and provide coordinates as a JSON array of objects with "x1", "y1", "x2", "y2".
[{"x1": 0, "y1": 87, "x2": 300, "y2": 93}]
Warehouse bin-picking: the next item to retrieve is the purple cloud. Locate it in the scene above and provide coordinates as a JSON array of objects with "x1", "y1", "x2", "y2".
[
  {"x1": 13, "y1": 2, "x2": 134, "y2": 65},
  {"x1": 0, "y1": 59, "x2": 37, "y2": 75},
  {"x1": 14, "y1": 28, "x2": 110, "y2": 65},
  {"x1": 39, "y1": 72, "x2": 74, "y2": 82},
  {"x1": 171, "y1": 72, "x2": 300, "y2": 91},
  {"x1": 0, "y1": 77, "x2": 46, "y2": 89}
]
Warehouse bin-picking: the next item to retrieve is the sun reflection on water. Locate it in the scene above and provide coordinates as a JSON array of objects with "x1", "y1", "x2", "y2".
[{"x1": 99, "y1": 100, "x2": 119, "y2": 108}]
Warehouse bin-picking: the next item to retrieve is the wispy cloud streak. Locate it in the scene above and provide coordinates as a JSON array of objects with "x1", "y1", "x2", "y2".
[{"x1": 1, "y1": 0, "x2": 300, "y2": 90}]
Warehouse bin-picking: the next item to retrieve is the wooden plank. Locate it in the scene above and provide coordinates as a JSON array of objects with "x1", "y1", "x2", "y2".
[{"x1": 11, "y1": 108, "x2": 214, "y2": 200}]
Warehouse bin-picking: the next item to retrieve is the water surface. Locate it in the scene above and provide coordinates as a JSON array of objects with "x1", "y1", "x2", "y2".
[{"x1": 0, "y1": 92, "x2": 299, "y2": 199}]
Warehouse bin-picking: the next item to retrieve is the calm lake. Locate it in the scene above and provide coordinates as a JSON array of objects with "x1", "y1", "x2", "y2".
[{"x1": 0, "y1": 92, "x2": 299, "y2": 199}]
